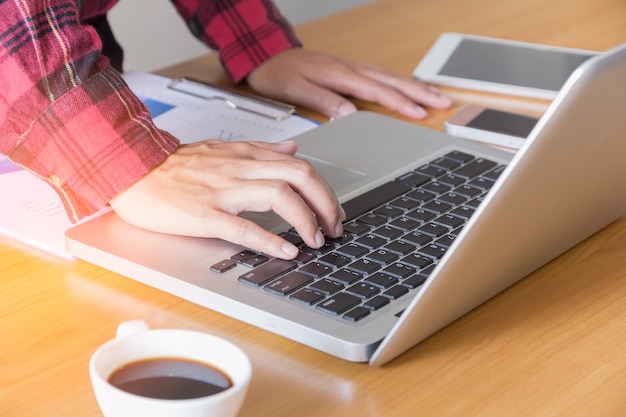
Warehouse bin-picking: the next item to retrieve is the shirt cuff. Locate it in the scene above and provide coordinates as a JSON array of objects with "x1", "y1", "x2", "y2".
[{"x1": 6, "y1": 68, "x2": 179, "y2": 221}]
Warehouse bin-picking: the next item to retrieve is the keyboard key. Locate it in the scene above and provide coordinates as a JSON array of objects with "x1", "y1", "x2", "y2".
[
  {"x1": 347, "y1": 282, "x2": 380, "y2": 299},
  {"x1": 384, "y1": 240, "x2": 416, "y2": 255},
  {"x1": 430, "y1": 156, "x2": 462, "y2": 171},
  {"x1": 319, "y1": 252, "x2": 351, "y2": 268},
  {"x1": 357, "y1": 213, "x2": 387, "y2": 227},
  {"x1": 467, "y1": 177, "x2": 495, "y2": 190},
  {"x1": 329, "y1": 269, "x2": 363, "y2": 285},
  {"x1": 444, "y1": 150, "x2": 475, "y2": 163},
  {"x1": 418, "y1": 244, "x2": 448, "y2": 260},
  {"x1": 239, "y1": 259, "x2": 296, "y2": 286},
  {"x1": 294, "y1": 248, "x2": 316, "y2": 264},
  {"x1": 317, "y1": 293, "x2": 361, "y2": 315},
  {"x1": 383, "y1": 263, "x2": 415, "y2": 279},
  {"x1": 337, "y1": 242, "x2": 369, "y2": 258},
  {"x1": 421, "y1": 200, "x2": 453, "y2": 214},
  {"x1": 210, "y1": 259, "x2": 237, "y2": 273},
  {"x1": 348, "y1": 258, "x2": 381, "y2": 275},
  {"x1": 484, "y1": 164, "x2": 506, "y2": 180},
  {"x1": 437, "y1": 174, "x2": 466, "y2": 187},
  {"x1": 417, "y1": 223, "x2": 449, "y2": 237},
  {"x1": 355, "y1": 234, "x2": 386, "y2": 249},
  {"x1": 365, "y1": 272, "x2": 399, "y2": 289},
  {"x1": 450, "y1": 205, "x2": 475, "y2": 219},
  {"x1": 390, "y1": 196, "x2": 420, "y2": 210},
  {"x1": 241, "y1": 254, "x2": 269, "y2": 268},
  {"x1": 402, "y1": 231, "x2": 432, "y2": 246},
  {"x1": 389, "y1": 216, "x2": 420, "y2": 231},
  {"x1": 400, "y1": 253, "x2": 433, "y2": 270},
  {"x1": 306, "y1": 242, "x2": 336, "y2": 255},
  {"x1": 397, "y1": 171, "x2": 431, "y2": 187},
  {"x1": 435, "y1": 234, "x2": 456, "y2": 249},
  {"x1": 402, "y1": 275, "x2": 427, "y2": 289},
  {"x1": 453, "y1": 158, "x2": 497, "y2": 179},
  {"x1": 384, "y1": 285, "x2": 409, "y2": 300},
  {"x1": 327, "y1": 233, "x2": 353, "y2": 246},
  {"x1": 423, "y1": 182, "x2": 452, "y2": 195},
  {"x1": 419, "y1": 264, "x2": 437, "y2": 278},
  {"x1": 438, "y1": 192, "x2": 467, "y2": 206},
  {"x1": 454, "y1": 185, "x2": 482, "y2": 198},
  {"x1": 374, "y1": 205, "x2": 403, "y2": 218},
  {"x1": 230, "y1": 249, "x2": 258, "y2": 263},
  {"x1": 466, "y1": 196, "x2": 485, "y2": 209},
  {"x1": 406, "y1": 189, "x2": 436, "y2": 203},
  {"x1": 367, "y1": 249, "x2": 399, "y2": 265},
  {"x1": 416, "y1": 164, "x2": 446, "y2": 178},
  {"x1": 363, "y1": 295, "x2": 390, "y2": 311},
  {"x1": 406, "y1": 208, "x2": 436, "y2": 223},
  {"x1": 343, "y1": 306, "x2": 371, "y2": 322},
  {"x1": 343, "y1": 221, "x2": 370, "y2": 236},
  {"x1": 342, "y1": 181, "x2": 410, "y2": 221},
  {"x1": 434, "y1": 214, "x2": 465, "y2": 229},
  {"x1": 280, "y1": 231, "x2": 303, "y2": 246},
  {"x1": 291, "y1": 288, "x2": 325, "y2": 306},
  {"x1": 299, "y1": 262, "x2": 332, "y2": 278},
  {"x1": 310, "y1": 278, "x2": 344, "y2": 295},
  {"x1": 264, "y1": 272, "x2": 313, "y2": 296},
  {"x1": 372, "y1": 225, "x2": 403, "y2": 240}
]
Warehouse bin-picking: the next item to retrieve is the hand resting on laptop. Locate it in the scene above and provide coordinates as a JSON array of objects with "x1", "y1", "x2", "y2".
[{"x1": 110, "y1": 140, "x2": 346, "y2": 260}]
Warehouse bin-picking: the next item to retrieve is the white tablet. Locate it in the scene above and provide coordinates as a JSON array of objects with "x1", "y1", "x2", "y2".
[{"x1": 414, "y1": 33, "x2": 597, "y2": 99}]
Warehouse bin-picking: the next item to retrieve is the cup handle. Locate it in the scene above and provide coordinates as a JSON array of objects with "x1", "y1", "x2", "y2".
[{"x1": 116, "y1": 319, "x2": 150, "y2": 339}]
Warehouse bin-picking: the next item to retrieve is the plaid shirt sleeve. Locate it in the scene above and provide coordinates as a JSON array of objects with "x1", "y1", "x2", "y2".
[
  {"x1": 0, "y1": 0, "x2": 300, "y2": 222},
  {"x1": 0, "y1": 1, "x2": 179, "y2": 222},
  {"x1": 171, "y1": 0, "x2": 302, "y2": 83}
]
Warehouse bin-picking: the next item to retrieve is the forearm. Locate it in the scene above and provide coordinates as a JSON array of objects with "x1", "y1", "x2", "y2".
[{"x1": 0, "y1": 1, "x2": 179, "y2": 221}]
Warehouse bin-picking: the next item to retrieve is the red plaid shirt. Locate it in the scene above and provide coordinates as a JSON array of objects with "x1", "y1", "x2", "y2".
[{"x1": 0, "y1": 0, "x2": 300, "y2": 221}]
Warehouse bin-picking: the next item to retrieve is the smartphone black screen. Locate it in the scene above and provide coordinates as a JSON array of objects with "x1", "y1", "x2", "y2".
[{"x1": 467, "y1": 108, "x2": 538, "y2": 138}]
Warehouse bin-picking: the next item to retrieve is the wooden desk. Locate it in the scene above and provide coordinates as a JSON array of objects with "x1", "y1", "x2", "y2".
[{"x1": 2, "y1": 0, "x2": 626, "y2": 416}]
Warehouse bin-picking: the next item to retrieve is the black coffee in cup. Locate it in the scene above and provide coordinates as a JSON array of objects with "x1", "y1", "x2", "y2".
[{"x1": 108, "y1": 357, "x2": 233, "y2": 400}]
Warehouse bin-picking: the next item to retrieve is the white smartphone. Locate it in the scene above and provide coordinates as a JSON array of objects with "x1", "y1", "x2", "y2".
[
  {"x1": 444, "y1": 105, "x2": 539, "y2": 150},
  {"x1": 414, "y1": 32, "x2": 597, "y2": 99}
]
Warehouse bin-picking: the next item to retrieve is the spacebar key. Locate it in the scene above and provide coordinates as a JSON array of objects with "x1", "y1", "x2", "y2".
[
  {"x1": 342, "y1": 181, "x2": 411, "y2": 221},
  {"x1": 239, "y1": 259, "x2": 296, "y2": 286}
]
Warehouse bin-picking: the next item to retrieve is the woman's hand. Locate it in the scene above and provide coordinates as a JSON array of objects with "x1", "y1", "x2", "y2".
[
  {"x1": 247, "y1": 48, "x2": 453, "y2": 119},
  {"x1": 110, "y1": 140, "x2": 345, "y2": 259}
]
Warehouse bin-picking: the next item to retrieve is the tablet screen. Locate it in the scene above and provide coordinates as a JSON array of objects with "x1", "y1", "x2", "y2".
[{"x1": 439, "y1": 39, "x2": 594, "y2": 91}]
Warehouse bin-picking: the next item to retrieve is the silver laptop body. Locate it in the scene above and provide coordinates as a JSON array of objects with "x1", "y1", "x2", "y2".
[{"x1": 66, "y1": 42, "x2": 626, "y2": 366}]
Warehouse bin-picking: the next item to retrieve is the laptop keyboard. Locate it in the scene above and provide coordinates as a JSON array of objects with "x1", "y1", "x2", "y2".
[{"x1": 213, "y1": 150, "x2": 506, "y2": 323}]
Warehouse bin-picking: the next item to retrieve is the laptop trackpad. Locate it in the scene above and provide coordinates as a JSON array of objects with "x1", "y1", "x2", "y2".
[
  {"x1": 240, "y1": 154, "x2": 366, "y2": 231},
  {"x1": 297, "y1": 153, "x2": 367, "y2": 192}
]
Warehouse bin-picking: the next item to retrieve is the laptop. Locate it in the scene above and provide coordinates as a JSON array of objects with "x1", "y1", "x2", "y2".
[{"x1": 66, "y1": 41, "x2": 626, "y2": 366}]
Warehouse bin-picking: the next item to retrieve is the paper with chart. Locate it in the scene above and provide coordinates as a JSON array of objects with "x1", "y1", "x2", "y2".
[
  {"x1": 0, "y1": 72, "x2": 319, "y2": 258},
  {"x1": 123, "y1": 71, "x2": 319, "y2": 144}
]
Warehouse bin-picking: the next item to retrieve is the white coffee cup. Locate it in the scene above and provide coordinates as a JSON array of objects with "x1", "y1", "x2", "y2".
[{"x1": 89, "y1": 320, "x2": 252, "y2": 417}]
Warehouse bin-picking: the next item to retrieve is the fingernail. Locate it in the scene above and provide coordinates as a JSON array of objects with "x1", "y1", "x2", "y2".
[
  {"x1": 314, "y1": 230, "x2": 325, "y2": 247},
  {"x1": 427, "y1": 86, "x2": 453, "y2": 107},
  {"x1": 339, "y1": 205, "x2": 347, "y2": 221},
  {"x1": 332, "y1": 102, "x2": 357, "y2": 119},
  {"x1": 334, "y1": 220, "x2": 344, "y2": 237},
  {"x1": 281, "y1": 243, "x2": 299, "y2": 258},
  {"x1": 406, "y1": 105, "x2": 429, "y2": 119}
]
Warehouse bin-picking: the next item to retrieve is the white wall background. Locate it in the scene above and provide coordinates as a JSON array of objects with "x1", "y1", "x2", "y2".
[{"x1": 108, "y1": 0, "x2": 372, "y2": 72}]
